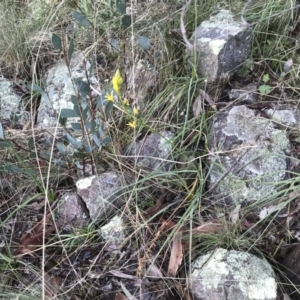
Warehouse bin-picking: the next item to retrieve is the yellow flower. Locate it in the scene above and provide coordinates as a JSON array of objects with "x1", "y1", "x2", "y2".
[
  {"x1": 105, "y1": 92, "x2": 114, "y2": 102},
  {"x1": 112, "y1": 69, "x2": 123, "y2": 95},
  {"x1": 133, "y1": 107, "x2": 139, "y2": 115},
  {"x1": 128, "y1": 120, "x2": 137, "y2": 128},
  {"x1": 123, "y1": 98, "x2": 130, "y2": 106}
]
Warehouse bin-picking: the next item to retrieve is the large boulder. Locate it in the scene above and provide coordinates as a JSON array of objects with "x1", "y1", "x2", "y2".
[
  {"x1": 189, "y1": 10, "x2": 252, "y2": 82},
  {"x1": 36, "y1": 52, "x2": 100, "y2": 128},
  {"x1": 189, "y1": 248, "x2": 277, "y2": 300},
  {"x1": 208, "y1": 104, "x2": 297, "y2": 207}
]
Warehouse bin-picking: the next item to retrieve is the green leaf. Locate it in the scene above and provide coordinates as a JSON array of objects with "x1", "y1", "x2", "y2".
[
  {"x1": 98, "y1": 27, "x2": 105, "y2": 36},
  {"x1": 28, "y1": 137, "x2": 34, "y2": 150},
  {"x1": 102, "y1": 136, "x2": 111, "y2": 146},
  {"x1": 85, "y1": 145, "x2": 94, "y2": 153},
  {"x1": 280, "y1": 72, "x2": 286, "y2": 79},
  {"x1": 59, "y1": 116, "x2": 67, "y2": 126},
  {"x1": 5, "y1": 164, "x2": 30, "y2": 174},
  {"x1": 96, "y1": 95, "x2": 104, "y2": 108},
  {"x1": 82, "y1": 106, "x2": 90, "y2": 122},
  {"x1": 262, "y1": 74, "x2": 269, "y2": 83},
  {"x1": 116, "y1": 0, "x2": 126, "y2": 14},
  {"x1": 98, "y1": 123, "x2": 105, "y2": 138},
  {"x1": 76, "y1": 80, "x2": 90, "y2": 98},
  {"x1": 90, "y1": 120, "x2": 96, "y2": 133},
  {"x1": 259, "y1": 84, "x2": 271, "y2": 95},
  {"x1": 68, "y1": 39, "x2": 75, "y2": 63},
  {"x1": 53, "y1": 159, "x2": 67, "y2": 167},
  {"x1": 71, "y1": 11, "x2": 91, "y2": 27},
  {"x1": 138, "y1": 36, "x2": 150, "y2": 50},
  {"x1": 73, "y1": 151, "x2": 88, "y2": 159},
  {"x1": 61, "y1": 108, "x2": 79, "y2": 118},
  {"x1": 70, "y1": 95, "x2": 79, "y2": 105},
  {"x1": 75, "y1": 161, "x2": 83, "y2": 169},
  {"x1": 40, "y1": 151, "x2": 51, "y2": 160},
  {"x1": 0, "y1": 122, "x2": 4, "y2": 140},
  {"x1": 31, "y1": 84, "x2": 51, "y2": 107},
  {"x1": 111, "y1": 38, "x2": 119, "y2": 51},
  {"x1": 51, "y1": 33, "x2": 62, "y2": 50},
  {"x1": 92, "y1": 133, "x2": 101, "y2": 148},
  {"x1": 56, "y1": 143, "x2": 66, "y2": 155},
  {"x1": 29, "y1": 152, "x2": 36, "y2": 158},
  {"x1": 87, "y1": 60, "x2": 94, "y2": 77},
  {"x1": 0, "y1": 141, "x2": 10, "y2": 148},
  {"x1": 97, "y1": 89, "x2": 106, "y2": 108},
  {"x1": 154, "y1": 50, "x2": 162, "y2": 59},
  {"x1": 31, "y1": 83, "x2": 44, "y2": 93},
  {"x1": 85, "y1": 121, "x2": 91, "y2": 131},
  {"x1": 10, "y1": 113, "x2": 19, "y2": 122},
  {"x1": 73, "y1": 104, "x2": 81, "y2": 117},
  {"x1": 67, "y1": 133, "x2": 82, "y2": 149},
  {"x1": 71, "y1": 122, "x2": 82, "y2": 131},
  {"x1": 105, "y1": 101, "x2": 114, "y2": 115},
  {"x1": 122, "y1": 15, "x2": 132, "y2": 29}
]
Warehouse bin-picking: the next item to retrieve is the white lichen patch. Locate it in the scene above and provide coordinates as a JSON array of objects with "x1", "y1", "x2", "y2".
[
  {"x1": 190, "y1": 248, "x2": 277, "y2": 300},
  {"x1": 222, "y1": 105, "x2": 273, "y2": 142},
  {"x1": 158, "y1": 131, "x2": 174, "y2": 157},
  {"x1": 191, "y1": 248, "x2": 229, "y2": 290},
  {"x1": 99, "y1": 215, "x2": 125, "y2": 249},
  {"x1": 76, "y1": 176, "x2": 96, "y2": 190},
  {"x1": 209, "y1": 40, "x2": 226, "y2": 55}
]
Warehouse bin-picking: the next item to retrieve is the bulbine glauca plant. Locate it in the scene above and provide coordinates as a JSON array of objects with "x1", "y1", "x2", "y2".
[{"x1": 104, "y1": 69, "x2": 140, "y2": 129}]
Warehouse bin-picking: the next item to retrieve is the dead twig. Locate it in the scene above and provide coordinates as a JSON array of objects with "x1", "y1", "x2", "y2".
[{"x1": 180, "y1": 0, "x2": 193, "y2": 51}]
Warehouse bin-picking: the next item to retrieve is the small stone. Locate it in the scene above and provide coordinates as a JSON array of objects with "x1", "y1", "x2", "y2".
[
  {"x1": 57, "y1": 191, "x2": 89, "y2": 229},
  {"x1": 228, "y1": 83, "x2": 257, "y2": 103},
  {"x1": 76, "y1": 172, "x2": 124, "y2": 222},
  {"x1": 99, "y1": 215, "x2": 125, "y2": 251},
  {"x1": 126, "y1": 130, "x2": 174, "y2": 171}
]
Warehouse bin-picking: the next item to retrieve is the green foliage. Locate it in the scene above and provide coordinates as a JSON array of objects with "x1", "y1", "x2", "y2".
[
  {"x1": 51, "y1": 33, "x2": 62, "y2": 51},
  {"x1": 116, "y1": 0, "x2": 126, "y2": 15},
  {"x1": 71, "y1": 11, "x2": 92, "y2": 27},
  {"x1": 138, "y1": 36, "x2": 150, "y2": 50},
  {"x1": 29, "y1": 29, "x2": 116, "y2": 175},
  {"x1": 259, "y1": 74, "x2": 271, "y2": 95}
]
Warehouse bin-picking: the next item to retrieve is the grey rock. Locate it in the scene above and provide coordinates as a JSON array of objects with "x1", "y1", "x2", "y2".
[
  {"x1": 126, "y1": 130, "x2": 174, "y2": 171},
  {"x1": 36, "y1": 52, "x2": 100, "y2": 128},
  {"x1": 0, "y1": 78, "x2": 29, "y2": 123},
  {"x1": 76, "y1": 172, "x2": 124, "y2": 222},
  {"x1": 209, "y1": 105, "x2": 291, "y2": 206},
  {"x1": 189, "y1": 10, "x2": 252, "y2": 82},
  {"x1": 99, "y1": 215, "x2": 125, "y2": 251},
  {"x1": 189, "y1": 248, "x2": 277, "y2": 300},
  {"x1": 57, "y1": 191, "x2": 89, "y2": 228},
  {"x1": 228, "y1": 83, "x2": 258, "y2": 103}
]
